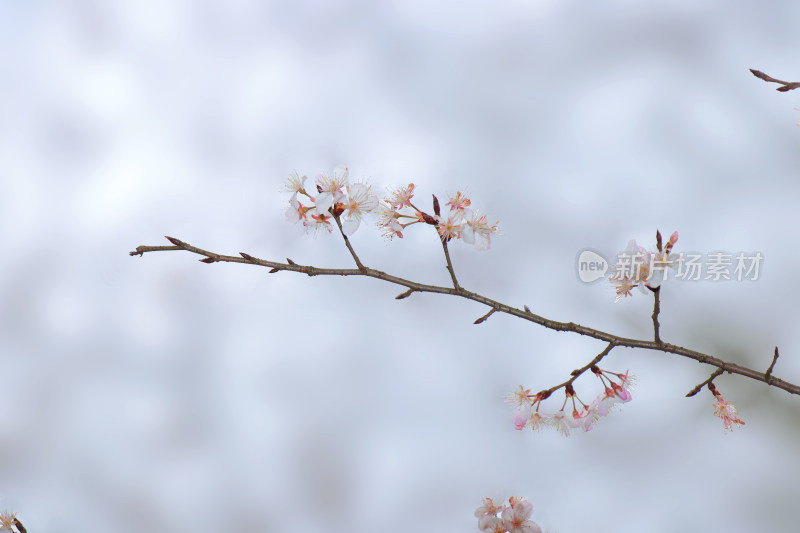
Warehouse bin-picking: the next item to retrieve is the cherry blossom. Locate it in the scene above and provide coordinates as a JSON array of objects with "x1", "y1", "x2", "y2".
[
  {"x1": 386, "y1": 183, "x2": 415, "y2": 209},
  {"x1": 313, "y1": 164, "x2": 349, "y2": 213},
  {"x1": 461, "y1": 210, "x2": 499, "y2": 251},
  {"x1": 502, "y1": 497, "x2": 542, "y2": 533},
  {"x1": 436, "y1": 213, "x2": 463, "y2": 241},
  {"x1": 476, "y1": 497, "x2": 543, "y2": 533},
  {"x1": 376, "y1": 204, "x2": 405, "y2": 239},
  {"x1": 609, "y1": 231, "x2": 680, "y2": 301},
  {"x1": 0, "y1": 512, "x2": 18, "y2": 532},
  {"x1": 284, "y1": 165, "x2": 383, "y2": 236},
  {"x1": 340, "y1": 182, "x2": 379, "y2": 236},
  {"x1": 712, "y1": 394, "x2": 745, "y2": 432},
  {"x1": 510, "y1": 370, "x2": 634, "y2": 436}
]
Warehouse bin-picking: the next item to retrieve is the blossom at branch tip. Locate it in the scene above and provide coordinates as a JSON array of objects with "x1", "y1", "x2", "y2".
[
  {"x1": 314, "y1": 164, "x2": 349, "y2": 213},
  {"x1": 609, "y1": 231, "x2": 680, "y2": 301},
  {"x1": 284, "y1": 165, "x2": 380, "y2": 236},
  {"x1": 712, "y1": 394, "x2": 745, "y2": 432},
  {"x1": 476, "y1": 497, "x2": 543, "y2": 533},
  {"x1": 340, "y1": 182, "x2": 379, "y2": 236},
  {"x1": 386, "y1": 183, "x2": 415, "y2": 209},
  {"x1": 502, "y1": 497, "x2": 542, "y2": 533},
  {"x1": 446, "y1": 191, "x2": 471, "y2": 211},
  {"x1": 435, "y1": 213, "x2": 463, "y2": 241},
  {"x1": 0, "y1": 512, "x2": 18, "y2": 532},
  {"x1": 461, "y1": 209, "x2": 499, "y2": 251}
]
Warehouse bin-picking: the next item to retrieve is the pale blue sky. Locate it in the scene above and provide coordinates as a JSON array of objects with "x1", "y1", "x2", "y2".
[{"x1": 1, "y1": 2, "x2": 799, "y2": 532}]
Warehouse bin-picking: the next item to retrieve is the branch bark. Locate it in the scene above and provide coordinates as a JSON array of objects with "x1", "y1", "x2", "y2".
[
  {"x1": 750, "y1": 69, "x2": 800, "y2": 92},
  {"x1": 131, "y1": 237, "x2": 800, "y2": 396}
]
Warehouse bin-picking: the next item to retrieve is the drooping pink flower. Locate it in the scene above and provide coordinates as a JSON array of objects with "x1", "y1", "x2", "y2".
[
  {"x1": 712, "y1": 395, "x2": 745, "y2": 432},
  {"x1": 306, "y1": 212, "x2": 334, "y2": 234},
  {"x1": 512, "y1": 402, "x2": 532, "y2": 430}
]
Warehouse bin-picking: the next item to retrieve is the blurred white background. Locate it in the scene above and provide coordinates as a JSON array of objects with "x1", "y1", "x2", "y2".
[{"x1": 1, "y1": 1, "x2": 799, "y2": 532}]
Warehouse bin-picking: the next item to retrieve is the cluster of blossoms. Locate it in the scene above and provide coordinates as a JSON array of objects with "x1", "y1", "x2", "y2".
[
  {"x1": 285, "y1": 166, "x2": 500, "y2": 250},
  {"x1": 284, "y1": 165, "x2": 379, "y2": 236},
  {"x1": 475, "y1": 497, "x2": 542, "y2": 533},
  {"x1": 377, "y1": 185, "x2": 499, "y2": 250},
  {"x1": 709, "y1": 384, "x2": 745, "y2": 432},
  {"x1": 508, "y1": 368, "x2": 634, "y2": 437},
  {"x1": 609, "y1": 230, "x2": 680, "y2": 301}
]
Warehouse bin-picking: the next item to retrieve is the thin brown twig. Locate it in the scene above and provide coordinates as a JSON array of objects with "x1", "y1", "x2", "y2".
[
  {"x1": 440, "y1": 238, "x2": 461, "y2": 291},
  {"x1": 750, "y1": 68, "x2": 800, "y2": 92},
  {"x1": 474, "y1": 307, "x2": 497, "y2": 324},
  {"x1": 538, "y1": 343, "x2": 616, "y2": 400},
  {"x1": 651, "y1": 286, "x2": 662, "y2": 344},
  {"x1": 765, "y1": 346, "x2": 780, "y2": 385},
  {"x1": 129, "y1": 237, "x2": 800, "y2": 396},
  {"x1": 332, "y1": 214, "x2": 366, "y2": 270},
  {"x1": 686, "y1": 368, "x2": 725, "y2": 397}
]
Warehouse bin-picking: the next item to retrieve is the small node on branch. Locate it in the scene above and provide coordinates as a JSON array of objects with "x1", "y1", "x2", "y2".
[
  {"x1": 199, "y1": 257, "x2": 216, "y2": 264},
  {"x1": 287, "y1": 258, "x2": 297, "y2": 265},
  {"x1": 240, "y1": 252, "x2": 255, "y2": 261},
  {"x1": 268, "y1": 267, "x2": 279, "y2": 274},
  {"x1": 165, "y1": 236, "x2": 183, "y2": 246},
  {"x1": 395, "y1": 288, "x2": 414, "y2": 300},
  {"x1": 524, "y1": 305, "x2": 531, "y2": 313},
  {"x1": 473, "y1": 308, "x2": 497, "y2": 324}
]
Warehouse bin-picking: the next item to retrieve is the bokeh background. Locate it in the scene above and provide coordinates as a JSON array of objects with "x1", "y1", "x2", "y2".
[{"x1": 1, "y1": 1, "x2": 799, "y2": 532}]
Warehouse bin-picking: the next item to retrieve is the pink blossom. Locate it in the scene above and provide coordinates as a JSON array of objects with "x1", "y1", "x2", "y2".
[
  {"x1": 436, "y1": 213, "x2": 462, "y2": 241},
  {"x1": 306, "y1": 212, "x2": 334, "y2": 234},
  {"x1": 386, "y1": 183, "x2": 416, "y2": 209},
  {"x1": 475, "y1": 497, "x2": 503, "y2": 519},
  {"x1": 712, "y1": 395, "x2": 745, "y2": 432},
  {"x1": 340, "y1": 182, "x2": 379, "y2": 236},
  {"x1": 314, "y1": 165, "x2": 349, "y2": 213},
  {"x1": 476, "y1": 497, "x2": 543, "y2": 533},
  {"x1": 461, "y1": 210, "x2": 499, "y2": 251},
  {"x1": 446, "y1": 191, "x2": 471, "y2": 211},
  {"x1": 501, "y1": 497, "x2": 542, "y2": 533},
  {"x1": 376, "y1": 204, "x2": 405, "y2": 239},
  {"x1": 512, "y1": 402, "x2": 532, "y2": 430},
  {"x1": 609, "y1": 231, "x2": 681, "y2": 299}
]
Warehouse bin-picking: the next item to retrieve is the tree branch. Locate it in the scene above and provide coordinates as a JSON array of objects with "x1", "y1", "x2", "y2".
[
  {"x1": 750, "y1": 68, "x2": 800, "y2": 92},
  {"x1": 538, "y1": 343, "x2": 616, "y2": 400},
  {"x1": 130, "y1": 237, "x2": 800, "y2": 396}
]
